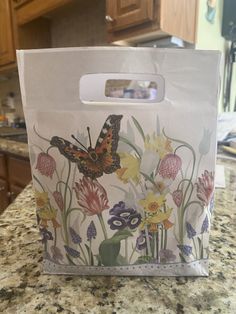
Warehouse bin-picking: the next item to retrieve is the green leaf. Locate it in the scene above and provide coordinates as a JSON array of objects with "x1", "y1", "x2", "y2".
[
  {"x1": 112, "y1": 229, "x2": 133, "y2": 242},
  {"x1": 132, "y1": 116, "x2": 145, "y2": 142},
  {"x1": 85, "y1": 243, "x2": 94, "y2": 266},
  {"x1": 116, "y1": 254, "x2": 128, "y2": 266},
  {"x1": 119, "y1": 136, "x2": 142, "y2": 158},
  {"x1": 99, "y1": 229, "x2": 132, "y2": 266},
  {"x1": 99, "y1": 239, "x2": 121, "y2": 266},
  {"x1": 134, "y1": 255, "x2": 152, "y2": 265},
  {"x1": 179, "y1": 253, "x2": 187, "y2": 263},
  {"x1": 197, "y1": 237, "x2": 203, "y2": 259}
]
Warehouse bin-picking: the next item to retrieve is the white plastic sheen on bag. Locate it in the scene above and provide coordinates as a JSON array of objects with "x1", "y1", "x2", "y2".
[{"x1": 17, "y1": 47, "x2": 221, "y2": 276}]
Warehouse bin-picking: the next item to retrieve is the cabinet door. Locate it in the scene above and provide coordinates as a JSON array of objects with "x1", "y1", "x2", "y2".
[
  {"x1": 0, "y1": 0, "x2": 15, "y2": 66},
  {"x1": 0, "y1": 153, "x2": 7, "y2": 179},
  {"x1": 106, "y1": 0, "x2": 154, "y2": 32},
  {"x1": 160, "y1": 0, "x2": 198, "y2": 43},
  {"x1": 7, "y1": 156, "x2": 31, "y2": 188},
  {"x1": 0, "y1": 178, "x2": 9, "y2": 213},
  {"x1": 9, "y1": 184, "x2": 23, "y2": 203}
]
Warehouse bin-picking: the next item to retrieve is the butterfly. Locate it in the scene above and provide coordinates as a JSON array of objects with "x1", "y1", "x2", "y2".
[{"x1": 50, "y1": 115, "x2": 123, "y2": 179}]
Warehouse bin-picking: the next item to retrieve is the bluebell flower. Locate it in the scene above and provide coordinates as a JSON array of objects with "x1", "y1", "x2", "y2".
[
  {"x1": 64, "y1": 245, "x2": 80, "y2": 258},
  {"x1": 69, "y1": 227, "x2": 82, "y2": 244},
  {"x1": 87, "y1": 221, "x2": 97, "y2": 241},
  {"x1": 201, "y1": 215, "x2": 209, "y2": 233},
  {"x1": 177, "y1": 245, "x2": 192, "y2": 256},
  {"x1": 40, "y1": 227, "x2": 53, "y2": 244},
  {"x1": 186, "y1": 222, "x2": 196, "y2": 239}
]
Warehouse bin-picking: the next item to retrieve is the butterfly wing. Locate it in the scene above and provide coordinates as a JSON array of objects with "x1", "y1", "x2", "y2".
[
  {"x1": 95, "y1": 115, "x2": 123, "y2": 174},
  {"x1": 50, "y1": 136, "x2": 103, "y2": 179}
]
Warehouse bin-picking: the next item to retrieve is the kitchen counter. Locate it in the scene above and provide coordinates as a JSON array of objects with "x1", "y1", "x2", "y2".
[
  {"x1": 0, "y1": 138, "x2": 28, "y2": 158},
  {"x1": 0, "y1": 158, "x2": 235, "y2": 314}
]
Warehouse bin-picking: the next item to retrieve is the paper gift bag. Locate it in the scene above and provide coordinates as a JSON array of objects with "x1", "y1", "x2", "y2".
[{"x1": 17, "y1": 47, "x2": 220, "y2": 276}]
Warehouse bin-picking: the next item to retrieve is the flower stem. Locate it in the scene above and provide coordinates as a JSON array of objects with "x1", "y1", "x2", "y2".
[
  {"x1": 33, "y1": 175, "x2": 45, "y2": 192},
  {"x1": 98, "y1": 213, "x2": 108, "y2": 240},
  {"x1": 125, "y1": 238, "x2": 128, "y2": 261},
  {"x1": 79, "y1": 244, "x2": 89, "y2": 265},
  {"x1": 193, "y1": 237, "x2": 198, "y2": 259},
  {"x1": 128, "y1": 244, "x2": 136, "y2": 264},
  {"x1": 89, "y1": 240, "x2": 92, "y2": 265}
]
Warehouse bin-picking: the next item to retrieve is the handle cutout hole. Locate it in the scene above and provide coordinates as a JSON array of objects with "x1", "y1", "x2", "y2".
[{"x1": 105, "y1": 79, "x2": 157, "y2": 100}]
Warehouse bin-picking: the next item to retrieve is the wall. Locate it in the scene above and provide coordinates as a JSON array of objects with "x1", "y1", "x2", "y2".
[
  {"x1": 196, "y1": 0, "x2": 235, "y2": 112},
  {"x1": 50, "y1": 0, "x2": 107, "y2": 47}
]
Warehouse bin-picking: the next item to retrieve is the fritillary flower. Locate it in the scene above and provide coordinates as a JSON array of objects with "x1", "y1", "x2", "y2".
[
  {"x1": 36, "y1": 152, "x2": 56, "y2": 178},
  {"x1": 158, "y1": 153, "x2": 182, "y2": 180},
  {"x1": 196, "y1": 170, "x2": 214, "y2": 206},
  {"x1": 172, "y1": 190, "x2": 183, "y2": 207},
  {"x1": 74, "y1": 177, "x2": 109, "y2": 216}
]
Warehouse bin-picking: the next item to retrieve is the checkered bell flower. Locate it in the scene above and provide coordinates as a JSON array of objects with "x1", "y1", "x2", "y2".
[
  {"x1": 158, "y1": 153, "x2": 182, "y2": 180},
  {"x1": 36, "y1": 152, "x2": 56, "y2": 178},
  {"x1": 172, "y1": 190, "x2": 183, "y2": 207}
]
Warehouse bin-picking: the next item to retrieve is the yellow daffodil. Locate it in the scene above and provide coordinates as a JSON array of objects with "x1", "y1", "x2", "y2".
[
  {"x1": 35, "y1": 190, "x2": 49, "y2": 208},
  {"x1": 116, "y1": 153, "x2": 140, "y2": 184},
  {"x1": 37, "y1": 206, "x2": 61, "y2": 228},
  {"x1": 139, "y1": 192, "x2": 165, "y2": 213},
  {"x1": 144, "y1": 133, "x2": 172, "y2": 159},
  {"x1": 140, "y1": 206, "x2": 174, "y2": 231}
]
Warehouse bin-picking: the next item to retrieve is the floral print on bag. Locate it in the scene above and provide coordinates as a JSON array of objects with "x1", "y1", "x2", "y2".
[{"x1": 32, "y1": 115, "x2": 214, "y2": 267}]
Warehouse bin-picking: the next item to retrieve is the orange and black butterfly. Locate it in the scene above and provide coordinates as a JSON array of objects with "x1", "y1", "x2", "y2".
[{"x1": 50, "y1": 115, "x2": 123, "y2": 179}]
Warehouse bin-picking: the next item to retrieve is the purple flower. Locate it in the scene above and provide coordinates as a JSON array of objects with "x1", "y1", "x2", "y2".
[
  {"x1": 186, "y1": 222, "x2": 196, "y2": 239},
  {"x1": 136, "y1": 231, "x2": 152, "y2": 250},
  {"x1": 87, "y1": 221, "x2": 97, "y2": 241},
  {"x1": 39, "y1": 227, "x2": 53, "y2": 244},
  {"x1": 201, "y1": 215, "x2": 209, "y2": 233},
  {"x1": 108, "y1": 216, "x2": 127, "y2": 230},
  {"x1": 64, "y1": 245, "x2": 80, "y2": 258},
  {"x1": 36, "y1": 152, "x2": 56, "y2": 178},
  {"x1": 127, "y1": 213, "x2": 142, "y2": 230},
  {"x1": 159, "y1": 249, "x2": 176, "y2": 263},
  {"x1": 109, "y1": 201, "x2": 141, "y2": 230},
  {"x1": 69, "y1": 227, "x2": 82, "y2": 244},
  {"x1": 177, "y1": 245, "x2": 192, "y2": 256}
]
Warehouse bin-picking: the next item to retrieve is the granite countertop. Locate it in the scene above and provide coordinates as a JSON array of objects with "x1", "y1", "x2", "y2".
[
  {"x1": 0, "y1": 138, "x2": 29, "y2": 158},
  {"x1": 0, "y1": 158, "x2": 235, "y2": 314}
]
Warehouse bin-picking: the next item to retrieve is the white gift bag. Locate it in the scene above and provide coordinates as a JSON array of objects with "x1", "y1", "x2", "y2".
[{"x1": 17, "y1": 47, "x2": 220, "y2": 276}]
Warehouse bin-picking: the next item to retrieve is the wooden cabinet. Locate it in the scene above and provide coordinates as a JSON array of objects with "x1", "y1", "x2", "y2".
[
  {"x1": 0, "y1": 152, "x2": 31, "y2": 214},
  {"x1": 0, "y1": 0, "x2": 73, "y2": 72},
  {"x1": 0, "y1": 178, "x2": 9, "y2": 210},
  {"x1": 0, "y1": 0, "x2": 15, "y2": 67},
  {"x1": 106, "y1": 0, "x2": 154, "y2": 32},
  {"x1": 106, "y1": 0, "x2": 198, "y2": 44}
]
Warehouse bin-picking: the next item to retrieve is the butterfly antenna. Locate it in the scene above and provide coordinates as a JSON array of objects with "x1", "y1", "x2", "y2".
[
  {"x1": 87, "y1": 127, "x2": 92, "y2": 148},
  {"x1": 71, "y1": 135, "x2": 88, "y2": 151}
]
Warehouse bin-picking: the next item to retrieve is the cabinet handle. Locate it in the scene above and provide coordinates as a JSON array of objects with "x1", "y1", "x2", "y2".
[
  {"x1": 105, "y1": 15, "x2": 114, "y2": 22},
  {"x1": 7, "y1": 192, "x2": 15, "y2": 197},
  {"x1": 0, "y1": 186, "x2": 5, "y2": 192}
]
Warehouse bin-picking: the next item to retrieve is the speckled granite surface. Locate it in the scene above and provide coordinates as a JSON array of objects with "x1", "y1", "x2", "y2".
[
  {"x1": 0, "y1": 158, "x2": 235, "y2": 314},
  {"x1": 0, "y1": 138, "x2": 28, "y2": 158}
]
